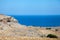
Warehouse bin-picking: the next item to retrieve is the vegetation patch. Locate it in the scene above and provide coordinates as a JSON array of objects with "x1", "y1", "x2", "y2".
[
  {"x1": 46, "y1": 28, "x2": 51, "y2": 30},
  {"x1": 47, "y1": 34, "x2": 58, "y2": 38}
]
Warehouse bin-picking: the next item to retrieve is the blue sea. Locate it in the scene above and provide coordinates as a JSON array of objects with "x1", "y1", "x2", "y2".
[{"x1": 11, "y1": 15, "x2": 60, "y2": 27}]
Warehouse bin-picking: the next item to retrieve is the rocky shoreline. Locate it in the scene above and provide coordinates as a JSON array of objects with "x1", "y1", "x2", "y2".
[{"x1": 0, "y1": 14, "x2": 60, "y2": 40}]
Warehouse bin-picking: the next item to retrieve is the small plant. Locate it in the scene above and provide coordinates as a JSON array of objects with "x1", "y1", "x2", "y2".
[
  {"x1": 46, "y1": 28, "x2": 51, "y2": 30},
  {"x1": 55, "y1": 29, "x2": 58, "y2": 31},
  {"x1": 47, "y1": 34, "x2": 58, "y2": 38}
]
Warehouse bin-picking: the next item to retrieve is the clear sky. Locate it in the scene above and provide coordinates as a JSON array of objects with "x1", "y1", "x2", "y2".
[{"x1": 0, "y1": 0, "x2": 60, "y2": 15}]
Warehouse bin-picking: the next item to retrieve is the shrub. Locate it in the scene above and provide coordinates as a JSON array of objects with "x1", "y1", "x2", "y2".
[
  {"x1": 47, "y1": 34, "x2": 58, "y2": 38},
  {"x1": 55, "y1": 29, "x2": 58, "y2": 31},
  {"x1": 46, "y1": 28, "x2": 51, "y2": 30}
]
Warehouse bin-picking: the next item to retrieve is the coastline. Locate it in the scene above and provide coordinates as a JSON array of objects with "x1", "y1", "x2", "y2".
[
  {"x1": 11, "y1": 15, "x2": 60, "y2": 27},
  {"x1": 0, "y1": 14, "x2": 60, "y2": 40}
]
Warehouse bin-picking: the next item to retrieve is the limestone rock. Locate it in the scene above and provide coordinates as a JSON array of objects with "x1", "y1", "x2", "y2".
[
  {"x1": 0, "y1": 14, "x2": 60, "y2": 38},
  {"x1": 0, "y1": 14, "x2": 18, "y2": 23}
]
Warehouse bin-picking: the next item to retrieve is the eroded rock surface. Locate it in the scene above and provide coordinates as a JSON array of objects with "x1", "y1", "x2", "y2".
[{"x1": 0, "y1": 14, "x2": 60, "y2": 39}]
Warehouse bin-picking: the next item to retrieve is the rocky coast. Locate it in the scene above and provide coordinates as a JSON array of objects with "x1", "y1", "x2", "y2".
[{"x1": 0, "y1": 14, "x2": 60, "y2": 40}]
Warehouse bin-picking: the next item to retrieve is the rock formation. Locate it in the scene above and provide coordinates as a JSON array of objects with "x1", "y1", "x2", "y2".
[{"x1": 0, "y1": 14, "x2": 60, "y2": 39}]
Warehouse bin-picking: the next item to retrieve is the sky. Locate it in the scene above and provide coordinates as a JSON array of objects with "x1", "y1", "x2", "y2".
[{"x1": 0, "y1": 0, "x2": 60, "y2": 15}]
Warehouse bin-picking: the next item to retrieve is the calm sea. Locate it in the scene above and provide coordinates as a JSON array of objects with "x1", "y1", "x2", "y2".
[{"x1": 11, "y1": 15, "x2": 60, "y2": 27}]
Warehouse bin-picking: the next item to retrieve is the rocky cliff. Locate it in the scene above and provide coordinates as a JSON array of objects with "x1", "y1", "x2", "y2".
[{"x1": 0, "y1": 14, "x2": 60, "y2": 40}]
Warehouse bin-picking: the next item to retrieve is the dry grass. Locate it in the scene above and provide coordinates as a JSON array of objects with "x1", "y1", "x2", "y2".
[{"x1": 0, "y1": 36, "x2": 59, "y2": 40}]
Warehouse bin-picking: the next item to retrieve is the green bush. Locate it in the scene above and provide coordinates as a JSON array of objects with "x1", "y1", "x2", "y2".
[
  {"x1": 47, "y1": 34, "x2": 58, "y2": 38},
  {"x1": 46, "y1": 28, "x2": 51, "y2": 30}
]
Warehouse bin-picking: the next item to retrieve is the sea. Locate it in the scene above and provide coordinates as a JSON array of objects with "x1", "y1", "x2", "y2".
[{"x1": 11, "y1": 15, "x2": 60, "y2": 27}]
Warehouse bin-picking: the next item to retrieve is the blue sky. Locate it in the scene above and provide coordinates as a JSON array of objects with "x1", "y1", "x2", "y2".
[{"x1": 0, "y1": 0, "x2": 60, "y2": 15}]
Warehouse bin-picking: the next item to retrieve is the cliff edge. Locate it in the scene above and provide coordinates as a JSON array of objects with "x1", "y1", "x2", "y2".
[{"x1": 0, "y1": 14, "x2": 60, "y2": 40}]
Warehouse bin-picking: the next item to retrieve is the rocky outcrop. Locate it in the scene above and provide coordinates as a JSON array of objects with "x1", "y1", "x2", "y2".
[
  {"x1": 0, "y1": 14, "x2": 18, "y2": 23},
  {"x1": 0, "y1": 14, "x2": 60, "y2": 39}
]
